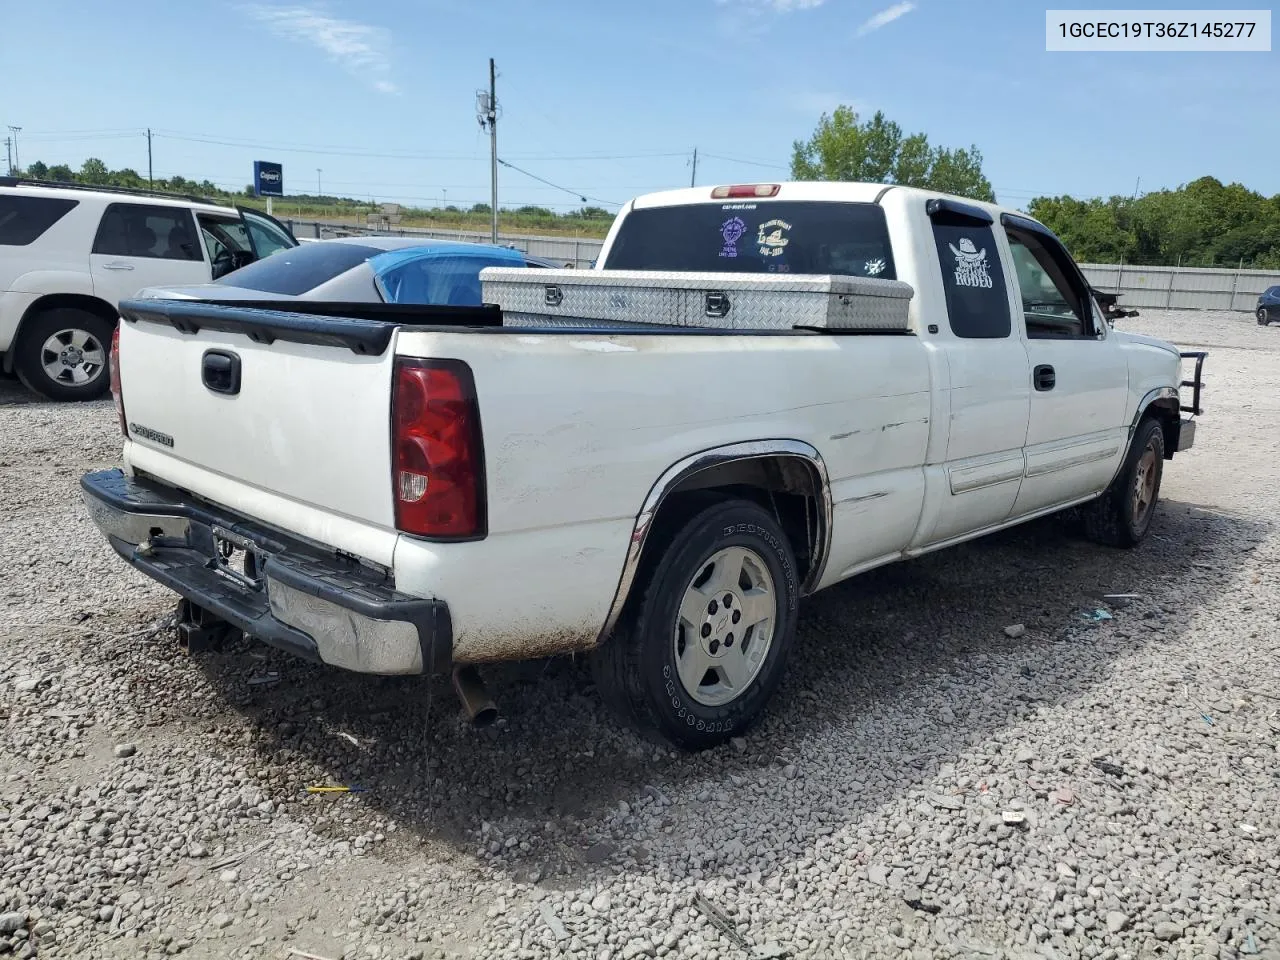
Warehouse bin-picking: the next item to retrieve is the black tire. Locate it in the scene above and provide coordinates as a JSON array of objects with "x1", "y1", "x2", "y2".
[
  {"x1": 14, "y1": 307, "x2": 115, "y2": 402},
  {"x1": 1083, "y1": 417, "x2": 1165, "y2": 548},
  {"x1": 1259, "y1": 307, "x2": 1272, "y2": 326},
  {"x1": 591, "y1": 498, "x2": 799, "y2": 751}
]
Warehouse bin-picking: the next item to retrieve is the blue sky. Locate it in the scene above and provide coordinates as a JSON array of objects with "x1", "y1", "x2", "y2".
[{"x1": 3, "y1": 0, "x2": 1276, "y2": 213}]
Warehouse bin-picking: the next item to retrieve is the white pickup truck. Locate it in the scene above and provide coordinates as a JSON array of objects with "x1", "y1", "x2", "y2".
[{"x1": 81, "y1": 181, "x2": 1205, "y2": 750}]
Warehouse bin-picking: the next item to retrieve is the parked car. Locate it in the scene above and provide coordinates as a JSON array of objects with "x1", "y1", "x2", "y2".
[
  {"x1": 0, "y1": 178, "x2": 298, "y2": 401},
  {"x1": 136, "y1": 237, "x2": 556, "y2": 305},
  {"x1": 82, "y1": 181, "x2": 1205, "y2": 751},
  {"x1": 1257, "y1": 285, "x2": 1280, "y2": 325}
]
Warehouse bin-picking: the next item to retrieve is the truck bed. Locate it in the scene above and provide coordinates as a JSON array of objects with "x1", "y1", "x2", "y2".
[{"x1": 114, "y1": 297, "x2": 933, "y2": 662}]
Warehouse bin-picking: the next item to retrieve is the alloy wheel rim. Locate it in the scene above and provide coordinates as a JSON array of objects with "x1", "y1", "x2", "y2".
[{"x1": 672, "y1": 546, "x2": 776, "y2": 707}]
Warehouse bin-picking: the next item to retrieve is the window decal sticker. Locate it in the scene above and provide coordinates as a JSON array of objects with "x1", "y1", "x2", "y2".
[
  {"x1": 719, "y1": 216, "x2": 746, "y2": 258},
  {"x1": 864, "y1": 258, "x2": 886, "y2": 276},
  {"x1": 757, "y1": 219, "x2": 792, "y2": 257},
  {"x1": 949, "y1": 237, "x2": 993, "y2": 288}
]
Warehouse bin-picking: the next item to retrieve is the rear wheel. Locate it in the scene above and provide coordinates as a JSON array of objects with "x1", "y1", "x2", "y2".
[
  {"x1": 591, "y1": 498, "x2": 799, "y2": 750},
  {"x1": 1083, "y1": 417, "x2": 1165, "y2": 548},
  {"x1": 1259, "y1": 307, "x2": 1272, "y2": 326},
  {"x1": 15, "y1": 308, "x2": 114, "y2": 401}
]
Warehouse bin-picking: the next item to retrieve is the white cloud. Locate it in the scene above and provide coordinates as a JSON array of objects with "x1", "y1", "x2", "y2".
[
  {"x1": 856, "y1": 1, "x2": 916, "y2": 36},
  {"x1": 713, "y1": 0, "x2": 826, "y2": 37},
  {"x1": 244, "y1": 5, "x2": 399, "y2": 94}
]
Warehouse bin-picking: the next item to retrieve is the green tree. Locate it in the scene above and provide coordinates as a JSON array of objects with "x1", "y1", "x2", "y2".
[
  {"x1": 27, "y1": 160, "x2": 49, "y2": 179},
  {"x1": 791, "y1": 106, "x2": 995, "y2": 202},
  {"x1": 1029, "y1": 176, "x2": 1280, "y2": 268},
  {"x1": 46, "y1": 164, "x2": 74, "y2": 182},
  {"x1": 79, "y1": 157, "x2": 110, "y2": 184}
]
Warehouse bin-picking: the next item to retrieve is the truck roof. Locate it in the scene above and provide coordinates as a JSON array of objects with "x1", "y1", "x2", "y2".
[{"x1": 629, "y1": 180, "x2": 1029, "y2": 223}]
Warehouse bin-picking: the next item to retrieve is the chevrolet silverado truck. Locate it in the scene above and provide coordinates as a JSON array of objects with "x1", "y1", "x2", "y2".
[{"x1": 81, "y1": 182, "x2": 1206, "y2": 750}]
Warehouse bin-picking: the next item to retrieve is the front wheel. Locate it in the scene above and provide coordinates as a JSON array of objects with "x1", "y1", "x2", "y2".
[
  {"x1": 1259, "y1": 307, "x2": 1272, "y2": 326},
  {"x1": 1083, "y1": 417, "x2": 1165, "y2": 548},
  {"x1": 14, "y1": 308, "x2": 114, "y2": 401},
  {"x1": 592, "y1": 498, "x2": 799, "y2": 750}
]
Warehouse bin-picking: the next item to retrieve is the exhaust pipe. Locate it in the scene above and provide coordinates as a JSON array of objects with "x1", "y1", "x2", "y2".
[{"x1": 451, "y1": 665, "x2": 498, "y2": 728}]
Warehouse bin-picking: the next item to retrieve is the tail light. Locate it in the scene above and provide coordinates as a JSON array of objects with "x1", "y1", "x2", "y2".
[
  {"x1": 711, "y1": 184, "x2": 780, "y2": 199},
  {"x1": 109, "y1": 323, "x2": 127, "y2": 437},
  {"x1": 392, "y1": 359, "x2": 486, "y2": 539}
]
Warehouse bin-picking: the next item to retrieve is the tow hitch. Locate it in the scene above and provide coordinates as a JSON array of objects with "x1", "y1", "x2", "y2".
[{"x1": 175, "y1": 598, "x2": 243, "y2": 654}]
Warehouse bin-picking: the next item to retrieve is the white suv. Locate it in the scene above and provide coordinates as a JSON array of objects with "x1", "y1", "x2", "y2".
[{"x1": 0, "y1": 179, "x2": 298, "y2": 400}]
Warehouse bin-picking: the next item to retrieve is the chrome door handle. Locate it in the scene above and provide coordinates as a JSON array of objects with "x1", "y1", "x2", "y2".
[{"x1": 102, "y1": 263, "x2": 135, "y2": 271}]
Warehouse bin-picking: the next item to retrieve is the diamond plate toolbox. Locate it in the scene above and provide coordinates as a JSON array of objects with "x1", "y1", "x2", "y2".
[{"x1": 479, "y1": 268, "x2": 915, "y2": 332}]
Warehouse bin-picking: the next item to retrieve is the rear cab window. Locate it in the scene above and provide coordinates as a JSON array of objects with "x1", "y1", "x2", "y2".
[
  {"x1": 0, "y1": 194, "x2": 79, "y2": 245},
  {"x1": 216, "y1": 241, "x2": 381, "y2": 295},
  {"x1": 603, "y1": 201, "x2": 896, "y2": 279}
]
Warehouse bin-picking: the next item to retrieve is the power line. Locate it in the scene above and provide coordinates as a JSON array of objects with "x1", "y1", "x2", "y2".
[
  {"x1": 701, "y1": 152, "x2": 790, "y2": 171},
  {"x1": 497, "y1": 158, "x2": 620, "y2": 206},
  {"x1": 19, "y1": 126, "x2": 687, "y2": 163}
]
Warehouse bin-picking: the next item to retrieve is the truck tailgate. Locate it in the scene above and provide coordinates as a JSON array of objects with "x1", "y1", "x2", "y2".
[{"x1": 115, "y1": 301, "x2": 399, "y2": 561}]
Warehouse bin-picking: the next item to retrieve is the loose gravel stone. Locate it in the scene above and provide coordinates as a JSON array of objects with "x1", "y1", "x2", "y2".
[
  {"x1": 112, "y1": 743, "x2": 137, "y2": 758},
  {"x1": 1106, "y1": 911, "x2": 1130, "y2": 933}
]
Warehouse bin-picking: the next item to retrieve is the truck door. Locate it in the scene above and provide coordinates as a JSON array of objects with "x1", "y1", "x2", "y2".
[
  {"x1": 914, "y1": 199, "x2": 1031, "y2": 547},
  {"x1": 1000, "y1": 214, "x2": 1128, "y2": 518}
]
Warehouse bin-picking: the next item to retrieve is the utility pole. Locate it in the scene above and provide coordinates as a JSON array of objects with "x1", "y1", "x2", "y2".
[
  {"x1": 476, "y1": 59, "x2": 499, "y2": 243},
  {"x1": 316, "y1": 168, "x2": 322, "y2": 197},
  {"x1": 147, "y1": 128, "x2": 153, "y2": 187},
  {"x1": 690, "y1": 148, "x2": 698, "y2": 188},
  {"x1": 3, "y1": 137, "x2": 11, "y2": 177},
  {"x1": 489, "y1": 59, "x2": 498, "y2": 243},
  {"x1": 7, "y1": 126, "x2": 20, "y2": 175}
]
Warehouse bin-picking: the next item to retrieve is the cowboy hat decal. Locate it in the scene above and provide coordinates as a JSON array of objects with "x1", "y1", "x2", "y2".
[{"x1": 948, "y1": 236, "x2": 994, "y2": 289}]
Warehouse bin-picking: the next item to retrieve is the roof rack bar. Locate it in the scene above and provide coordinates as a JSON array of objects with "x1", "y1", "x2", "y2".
[{"x1": 0, "y1": 176, "x2": 222, "y2": 206}]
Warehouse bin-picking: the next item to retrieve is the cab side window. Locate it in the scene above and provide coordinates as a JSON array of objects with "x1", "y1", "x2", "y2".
[
  {"x1": 1003, "y1": 223, "x2": 1095, "y2": 339},
  {"x1": 931, "y1": 213, "x2": 1011, "y2": 339}
]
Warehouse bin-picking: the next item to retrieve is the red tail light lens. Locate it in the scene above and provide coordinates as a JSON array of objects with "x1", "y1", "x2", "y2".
[
  {"x1": 711, "y1": 184, "x2": 780, "y2": 199},
  {"x1": 109, "y1": 323, "x2": 127, "y2": 437},
  {"x1": 392, "y1": 359, "x2": 485, "y2": 539}
]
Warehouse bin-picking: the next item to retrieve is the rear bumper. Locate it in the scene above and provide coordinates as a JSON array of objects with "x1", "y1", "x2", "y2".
[{"x1": 80, "y1": 469, "x2": 451, "y2": 675}]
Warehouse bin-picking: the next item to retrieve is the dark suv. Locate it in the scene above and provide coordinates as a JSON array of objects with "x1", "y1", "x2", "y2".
[{"x1": 1258, "y1": 286, "x2": 1280, "y2": 326}]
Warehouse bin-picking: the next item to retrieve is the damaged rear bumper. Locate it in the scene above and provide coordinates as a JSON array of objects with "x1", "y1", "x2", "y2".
[{"x1": 80, "y1": 469, "x2": 451, "y2": 675}]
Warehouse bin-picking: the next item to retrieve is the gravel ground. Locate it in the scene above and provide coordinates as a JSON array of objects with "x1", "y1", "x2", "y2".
[{"x1": 2, "y1": 309, "x2": 1278, "y2": 960}]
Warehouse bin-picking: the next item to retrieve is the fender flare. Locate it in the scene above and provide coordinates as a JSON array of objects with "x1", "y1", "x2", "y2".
[{"x1": 595, "y1": 439, "x2": 833, "y2": 644}]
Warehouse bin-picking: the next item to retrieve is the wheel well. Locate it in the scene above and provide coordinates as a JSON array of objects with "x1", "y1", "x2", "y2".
[
  {"x1": 1140, "y1": 398, "x2": 1181, "y2": 460},
  {"x1": 5, "y1": 294, "x2": 119, "y2": 374},
  {"x1": 641, "y1": 455, "x2": 828, "y2": 595}
]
